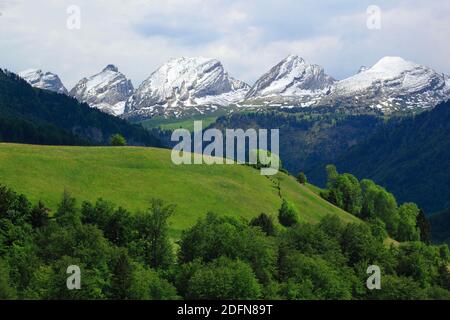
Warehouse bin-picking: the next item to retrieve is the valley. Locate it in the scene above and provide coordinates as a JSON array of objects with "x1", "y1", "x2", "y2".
[{"x1": 2, "y1": 0, "x2": 450, "y2": 303}]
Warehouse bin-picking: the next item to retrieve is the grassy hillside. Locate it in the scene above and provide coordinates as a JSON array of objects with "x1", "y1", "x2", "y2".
[{"x1": 0, "y1": 143, "x2": 359, "y2": 237}]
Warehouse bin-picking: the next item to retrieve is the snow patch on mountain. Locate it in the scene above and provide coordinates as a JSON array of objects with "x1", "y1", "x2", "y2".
[{"x1": 18, "y1": 69, "x2": 68, "y2": 95}]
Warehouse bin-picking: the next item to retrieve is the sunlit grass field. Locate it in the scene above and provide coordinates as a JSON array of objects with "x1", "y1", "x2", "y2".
[{"x1": 0, "y1": 143, "x2": 359, "y2": 237}]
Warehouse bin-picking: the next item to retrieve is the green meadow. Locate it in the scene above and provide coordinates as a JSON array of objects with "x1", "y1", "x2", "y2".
[{"x1": 0, "y1": 143, "x2": 359, "y2": 238}]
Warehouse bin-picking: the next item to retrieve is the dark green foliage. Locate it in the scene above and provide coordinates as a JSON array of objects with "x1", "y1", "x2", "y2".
[
  {"x1": 0, "y1": 69, "x2": 161, "y2": 147},
  {"x1": 326, "y1": 168, "x2": 362, "y2": 216},
  {"x1": 132, "y1": 199, "x2": 175, "y2": 269},
  {"x1": 430, "y1": 208, "x2": 450, "y2": 245},
  {"x1": 280, "y1": 222, "x2": 346, "y2": 267},
  {"x1": 297, "y1": 172, "x2": 307, "y2": 185},
  {"x1": 55, "y1": 191, "x2": 81, "y2": 227},
  {"x1": 110, "y1": 249, "x2": 133, "y2": 299},
  {"x1": 335, "y1": 101, "x2": 450, "y2": 213},
  {"x1": 368, "y1": 218, "x2": 388, "y2": 242},
  {"x1": 278, "y1": 199, "x2": 299, "y2": 227},
  {"x1": 417, "y1": 209, "x2": 431, "y2": 244},
  {"x1": 340, "y1": 223, "x2": 390, "y2": 269},
  {"x1": 396, "y1": 242, "x2": 449, "y2": 287},
  {"x1": 29, "y1": 201, "x2": 50, "y2": 229},
  {"x1": 369, "y1": 275, "x2": 427, "y2": 300},
  {"x1": 250, "y1": 213, "x2": 276, "y2": 236},
  {"x1": 0, "y1": 183, "x2": 449, "y2": 300},
  {"x1": 360, "y1": 179, "x2": 399, "y2": 236},
  {"x1": 279, "y1": 252, "x2": 353, "y2": 300},
  {"x1": 128, "y1": 262, "x2": 179, "y2": 300},
  {"x1": 0, "y1": 259, "x2": 17, "y2": 299},
  {"x1": 185, "y1": 257, "x2": 262, "y2": 300},
  {"x1": 178, "y1": 213, "x2": 277, "y2": 287},
  {"x1": 323, "y1": 167, "x2": 423, "y2": 242},
  {"x1": 397, "y1": 203, "x2": 420, "y2": 242},
  {"x1": 110, "y1": 134, "x2": 127, "y2": 146}
]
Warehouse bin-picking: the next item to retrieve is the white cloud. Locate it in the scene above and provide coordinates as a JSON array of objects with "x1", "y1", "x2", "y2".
[{"x1": 0, "y1": 0, "x2": 449, "y2": 89}]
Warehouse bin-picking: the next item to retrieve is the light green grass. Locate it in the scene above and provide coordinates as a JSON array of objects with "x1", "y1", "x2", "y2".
[
  {"x1": 0, "y1": 143, "x2": 359, "y2": 237},
  {"x1": 140, "y1": 111, "x2": 226, "y2": 132}
]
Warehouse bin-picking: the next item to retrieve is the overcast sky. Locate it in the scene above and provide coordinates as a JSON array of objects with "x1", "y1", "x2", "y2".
[{"x1": 1, "y1": 0, "x2": 449, "y2": 89}]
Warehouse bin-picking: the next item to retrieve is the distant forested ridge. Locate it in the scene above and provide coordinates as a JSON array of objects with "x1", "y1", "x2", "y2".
[
  {"x1": 430, "y1": 208, "x2": 450, "y2": 245},
  {"x1": 334, "y1": 101, "x2": 450, "y2": 213},
  {"x1": 0, "y1": 69, "x2": 161, "y2": 147},
  {"x1": 209, "y1": 101, "x2": 450, "y2": 214},
  {"x1": 211, "y1": 111, "x2": 383, "y2": 181}
]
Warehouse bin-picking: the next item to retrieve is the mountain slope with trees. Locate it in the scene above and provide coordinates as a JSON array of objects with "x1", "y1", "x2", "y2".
[
  {"x1": 0, "y1": 69, "x2": 161, "y2": 147},
  {"x1": 210, "y1": 110, "x2": 383, "y2": 183},
  {"x1": 430, "y1": 208, "x2": 450, "y2": 245},
  {"x1": 0, "y1": 183, "x2": 448, "y2": 300},
  {"x1": 209, "y1": 100, "x2": 450, "y2": 214},
  {"x1": 334, "y1": 101, "x2": 450, "y2": 213}
]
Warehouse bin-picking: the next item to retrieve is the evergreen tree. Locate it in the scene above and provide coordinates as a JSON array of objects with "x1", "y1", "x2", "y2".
[
  {"x1": 134, "y1": 199, "x2": 175, "y2": 269},
  {"x1": 29, "y1": 201, "x2": 50, "y2": 228},
  {"x1": 110, "y1": 249, "x2": 133, "y2": 300},
  {"x1": 55, "y1": 190, "x2": 81, "y2": 227},
  {"x1": 417, "y1": 209, "x2": 431, "y2": 244},
  {"x1": 250, "y1": 213, "x2": 276, "y2": 236}
]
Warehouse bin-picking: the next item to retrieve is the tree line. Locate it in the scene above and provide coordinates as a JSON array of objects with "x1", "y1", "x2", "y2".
[
  {"x1": 320, "y1": 165, "x2": 430, "y2": 243},
  {"x1": 0, "y1": 183, "x2": 449, "y2": 300}
]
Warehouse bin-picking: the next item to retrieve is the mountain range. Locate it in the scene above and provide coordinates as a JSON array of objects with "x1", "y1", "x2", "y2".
[{"x1": 18, "y1": 55, "x2": 450, "y2": 119}]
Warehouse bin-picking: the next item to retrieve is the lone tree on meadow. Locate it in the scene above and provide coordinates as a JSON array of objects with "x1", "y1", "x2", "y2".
[
  {"x1": 110, "y1": 134, "x2": 127, "y2": 146},
  {"x1": 278, "y1": 199, "x2": 299, "y2": 227},
  {"x1": 297, "y1": 172, "x2": 307, "y2": 185}
]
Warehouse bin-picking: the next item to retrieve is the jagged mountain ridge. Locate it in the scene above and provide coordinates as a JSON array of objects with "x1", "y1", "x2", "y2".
[
  {"x1": 123, "y1": 57, "x2": 250, "y2": 119},
  {"x1": 17, "y1": 55, "x2": 450, "y2": 119},
  {"x1": 245, "y1": 55, "x2": 335, "y2": 105},
  {"x1": 70, "y1": 65, "x2": 134, "y2": 116},
  {"x1": 325, "y1": 57, "x2": 450, "y2": 113}
]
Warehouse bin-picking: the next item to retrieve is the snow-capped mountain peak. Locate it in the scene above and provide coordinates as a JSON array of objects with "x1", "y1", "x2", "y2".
[
  {"x1": 70, "y1": 65, "x2": 134, "y2": 116},
  {"x1": 245, "y1": 55, "x2": 335, "y2": 100},
  {"x1": 18, "y1": 69, "x2": 68, "y2": 95},
  {"x1": 330, "y1": 56, "x2": 450, "y2": 112},
  {"x1": 124, "y1": 57, "x2": 250, "y2": 119},
  {"x1": 103, "y1": 64, "x2": 119, "y2": 72},
  {"x1": 357, "y1": 66, "x2": 368, "y2": 74}
]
